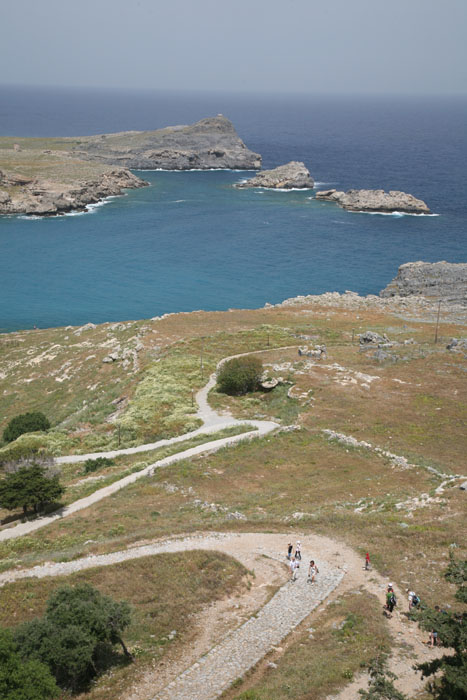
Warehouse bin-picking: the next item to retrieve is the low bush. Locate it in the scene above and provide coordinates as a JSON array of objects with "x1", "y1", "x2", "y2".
[
  {"x1": 3, "y1": 412, "x2": 51, "y2": 444},
  {"x1": 217, "y1": 356, "x2": 263, "y2": 396},
  {"x1": 83, "y1": 456, "x2": 115, "y2": 474}
]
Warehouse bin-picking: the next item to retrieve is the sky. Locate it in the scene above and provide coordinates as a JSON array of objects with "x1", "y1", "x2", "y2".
[{"x1": 1, "y1": 0, "x2": 466, "y2": 95}]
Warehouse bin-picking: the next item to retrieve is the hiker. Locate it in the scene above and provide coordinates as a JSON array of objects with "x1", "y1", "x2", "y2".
[
  {"x1": 289, "y1": 557, "x2": 299, "y2": 581},
  {"x1": 407, "y1": 590, "x2": 420, "y2": 611},
  {"x1": 307, "y1": 559, "x2": 319, "y2": 583},
  {"x1": 365, "y1": 552, "x2": 370, "y2": 570},
  {"x1": 295, "y1": 541, "x2": 302, "y2": 561},
  {"x1": 428, "y1": 628, "x2": 438, "y2": 647},
  {"x1": 287, "y1": 542, "x2": 293, "y2": 560},
  {"x1": 385, "y1": 585, "x2": 397, "y2": 617}
]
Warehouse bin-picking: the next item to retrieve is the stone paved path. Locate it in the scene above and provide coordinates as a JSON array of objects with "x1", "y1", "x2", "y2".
[{"x1": 0, "y1": 532, "x2": 343, "y2": 700}]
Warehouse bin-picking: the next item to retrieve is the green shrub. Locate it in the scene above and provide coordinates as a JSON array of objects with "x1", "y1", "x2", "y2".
[
  {"x1": 83, "y1": 457, "x2": 115, "y2": 474},
  {"x1": 3, "y1": 412, "x2": 51, "y2": 444},
  {"x1": 217, "y1": 356, "x2": 263, "y2": 396}
]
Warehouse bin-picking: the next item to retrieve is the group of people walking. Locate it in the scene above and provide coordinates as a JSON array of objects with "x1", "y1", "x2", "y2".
[{"x1": 286, "y1": 541, "x2": 319, "y2": 583}]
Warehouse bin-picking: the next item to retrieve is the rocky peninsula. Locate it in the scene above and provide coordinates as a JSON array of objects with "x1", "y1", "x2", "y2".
[
  {"x1": 315, "y1": 188, "x2": 431, "y2": 214},
  {"x1": 237, "y1": 161, "x2": 313, "y2": 189},
  {"x1": 67, "y1": 115, "x2": 261, "y2": 171},
  {"x1": 380, "y1": 261, "x2": 467, "y2": 306},
  {"x1": 0, "y1": 116, "x2": 260, "y2": 216}
]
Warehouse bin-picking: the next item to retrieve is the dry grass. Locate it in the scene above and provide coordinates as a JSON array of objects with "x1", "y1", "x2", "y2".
[{"x1": 0, "y1": 300, "x2": 465, "y2": 637}]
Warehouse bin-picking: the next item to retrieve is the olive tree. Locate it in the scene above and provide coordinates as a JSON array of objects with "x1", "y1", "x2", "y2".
[{"x1": 15, "y1": 583, "x2": 132, "y2": 692}]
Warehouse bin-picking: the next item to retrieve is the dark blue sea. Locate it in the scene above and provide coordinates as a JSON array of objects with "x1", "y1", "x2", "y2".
[{"x1": 1, "y1": 85, "x2": 466, "y2": 331}]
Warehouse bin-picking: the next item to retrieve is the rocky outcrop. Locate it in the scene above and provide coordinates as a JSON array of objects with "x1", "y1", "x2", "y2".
[
  {"x1": 69, "y1": 115, "x2": 261, "y2": 171},
  {"x1": 380, "y1": 262, "x2": 467, "y2": 306},
  {"x1": 237, "y1": 161, "x2": 313, "y2": 189},
  {"x1": 0, "y1": 167, "x2": 147, "y2": 216},
  {"x1": 315, "y1": 189, "x2": 430, "y2": 214}
]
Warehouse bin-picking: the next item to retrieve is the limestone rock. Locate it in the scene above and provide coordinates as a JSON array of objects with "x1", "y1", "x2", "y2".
[
  {"x1": 380, "y1": 262, "x2": 467, "y2": 306},
  {"x1": 0, "y1": 167, "x2": 147, "y2": 217},
  {"x1": 237, "y1": 161, "x2": 313, "y2": 189},
  {"x1": 70, "y1": 115, "x2": 261, "y2": 171},
  {"x1": 315, "y1": 188, "x2": 430, "y2": 214}
]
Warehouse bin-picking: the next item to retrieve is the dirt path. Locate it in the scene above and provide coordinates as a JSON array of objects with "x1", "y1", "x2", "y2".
[{"x1": 0, "y1": 531, "x2": 441, "y2": 700}]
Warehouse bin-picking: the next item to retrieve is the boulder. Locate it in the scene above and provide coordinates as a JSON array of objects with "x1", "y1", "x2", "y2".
[
  {"x1": 237, "y1": 161, "x2": 314, "y2": 190},
  {"x1": 315, "y1": 188, "x2": 430, "y2": 214},
  {"x1": 380, "y1": 262, "x2": 467, "y2": 306}
]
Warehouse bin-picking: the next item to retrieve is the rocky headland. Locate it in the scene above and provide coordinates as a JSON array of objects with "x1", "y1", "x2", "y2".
[
  {"x1": 0, "y1": 116, "x2": 261, "y2": 216},
  {"x1": 67, "y1": 115, "x2": 261, "y2": 171},
  {"x1": 315, "y1": 188, "x2": 431, "y2": 214},
  {"x1": 0, "y1": 163, "x2": 147, "y2": 216},
  {"x1": 380, "y1": 261, "x2": 467, "y2": 306},
  {"x1": 237, "y1": 161, "x2": 313, "y2": 189}
]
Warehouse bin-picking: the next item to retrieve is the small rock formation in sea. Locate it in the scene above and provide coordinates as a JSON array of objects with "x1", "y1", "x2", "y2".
[
  {"x1": 315, "y1": 188, "x2": 430, "y2": 214},
  {"x1": 0, "y1": 167, "x2": 147, "y2": 216},
  {"x1": 237, "y1": 161, "x2": 314, "y2": 189},
  {"x1": 70, "y1": 115, "x2": 261, "y2": 171},
  {"x1": 380, "y1": 261, "x2": 467, "y2": 306}
]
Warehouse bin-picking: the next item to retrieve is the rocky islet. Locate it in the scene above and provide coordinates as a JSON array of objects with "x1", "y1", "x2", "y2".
[
  {"x1": 236, "y1": 160, "x2": 314, "y2": 189},
  {"x1": 314, "y1": 188, "x2": 431, "y2": 214}
]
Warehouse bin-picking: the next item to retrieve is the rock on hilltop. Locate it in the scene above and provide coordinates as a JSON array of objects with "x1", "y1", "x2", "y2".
[
  {"x1": 69, "y1": 115, "x2": 261, "y2": 171},
  {"x1": 237, "y1": 161, "x2": 314, "y2": 189},
  {"x1": 315, "y1": 188, "x2": 431, "y2": 214},
  {"x1": 380, "y1": 261, "x2": 467, "y2": 306}
]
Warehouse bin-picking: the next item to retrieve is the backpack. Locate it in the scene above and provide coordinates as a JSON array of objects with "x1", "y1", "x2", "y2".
[
  {"x1": 412, "y1": 594, "x2": 419, "y2": 606},
  {"x1": 390, "y1": 593, "x2": 397, "y2": 606}
]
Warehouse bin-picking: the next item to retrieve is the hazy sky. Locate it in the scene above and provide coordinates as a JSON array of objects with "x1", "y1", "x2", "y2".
[{"x1": 2, "y1": 0, "x2": 466, "y2": 95}]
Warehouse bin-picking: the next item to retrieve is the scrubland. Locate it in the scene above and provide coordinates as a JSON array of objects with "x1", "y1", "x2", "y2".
[{"x1": 0, "y1": 296, "x2": 465, "y2": 699}]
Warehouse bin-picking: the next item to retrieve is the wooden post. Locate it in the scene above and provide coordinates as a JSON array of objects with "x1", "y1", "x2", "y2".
[
  {"x1": 434, "y1": 300, "x2": 441, "y2": 344},
  {"x1": 117, "y1": 424, "x2": 121, "y2": 447}
]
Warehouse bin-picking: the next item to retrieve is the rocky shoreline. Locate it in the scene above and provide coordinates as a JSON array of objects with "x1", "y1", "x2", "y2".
[
  {"x1": 380, "y1": 261, "x2": 467, "y2": 306},
  {"x1": 0, "y1": 166, "x2": 147, "y2": 217}
]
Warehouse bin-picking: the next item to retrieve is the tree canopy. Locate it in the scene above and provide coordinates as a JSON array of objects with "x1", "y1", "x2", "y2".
[
  {"x1": 15, "y1": 583, "x2": 132, "y2": 692},
  {"x1": 3, "y1": 412, "x2": 51, "y2": 444},
  {"x1": 0, "y1": 463, "x2": 64, "y2": 514},
  {"x1": 217, "y1": 356, "x2": 263, "y2": 395},
  {"x1": 0, "y1": 626, "x2": 59, "y2": 700},
  {"x1": 415, "y1": 552, "x2": 467, "y2": 700}
]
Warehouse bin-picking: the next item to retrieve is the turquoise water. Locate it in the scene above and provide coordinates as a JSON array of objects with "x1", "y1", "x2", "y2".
[{"x1": 1, "y1": 89, "x2": 466, "y2": 331}]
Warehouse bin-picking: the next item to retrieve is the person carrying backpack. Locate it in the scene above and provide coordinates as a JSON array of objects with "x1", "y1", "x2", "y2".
[{"x1": 386, "y1": 585, "x2": 397, "y2": 617}]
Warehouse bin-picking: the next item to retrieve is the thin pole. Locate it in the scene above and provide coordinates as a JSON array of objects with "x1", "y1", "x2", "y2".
[{"x1": 434, "y1": 300, "x2": 441, "y2": 344}]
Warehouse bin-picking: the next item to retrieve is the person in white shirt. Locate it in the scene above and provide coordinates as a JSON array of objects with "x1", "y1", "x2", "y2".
[
  {"x1": 308, "y1": 560, "x2": 319, "y2": 583},
  {"x1": 289, "y1": 557, "x2": 299, "y2": 581},
  {"x1": 295, "y1": 541, "x2": 302, "y2": 560}
]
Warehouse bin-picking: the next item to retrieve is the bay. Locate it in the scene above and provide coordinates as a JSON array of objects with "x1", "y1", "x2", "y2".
[{"x1": 0, "y1": 86, "x2": 466, "y2": 331}]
